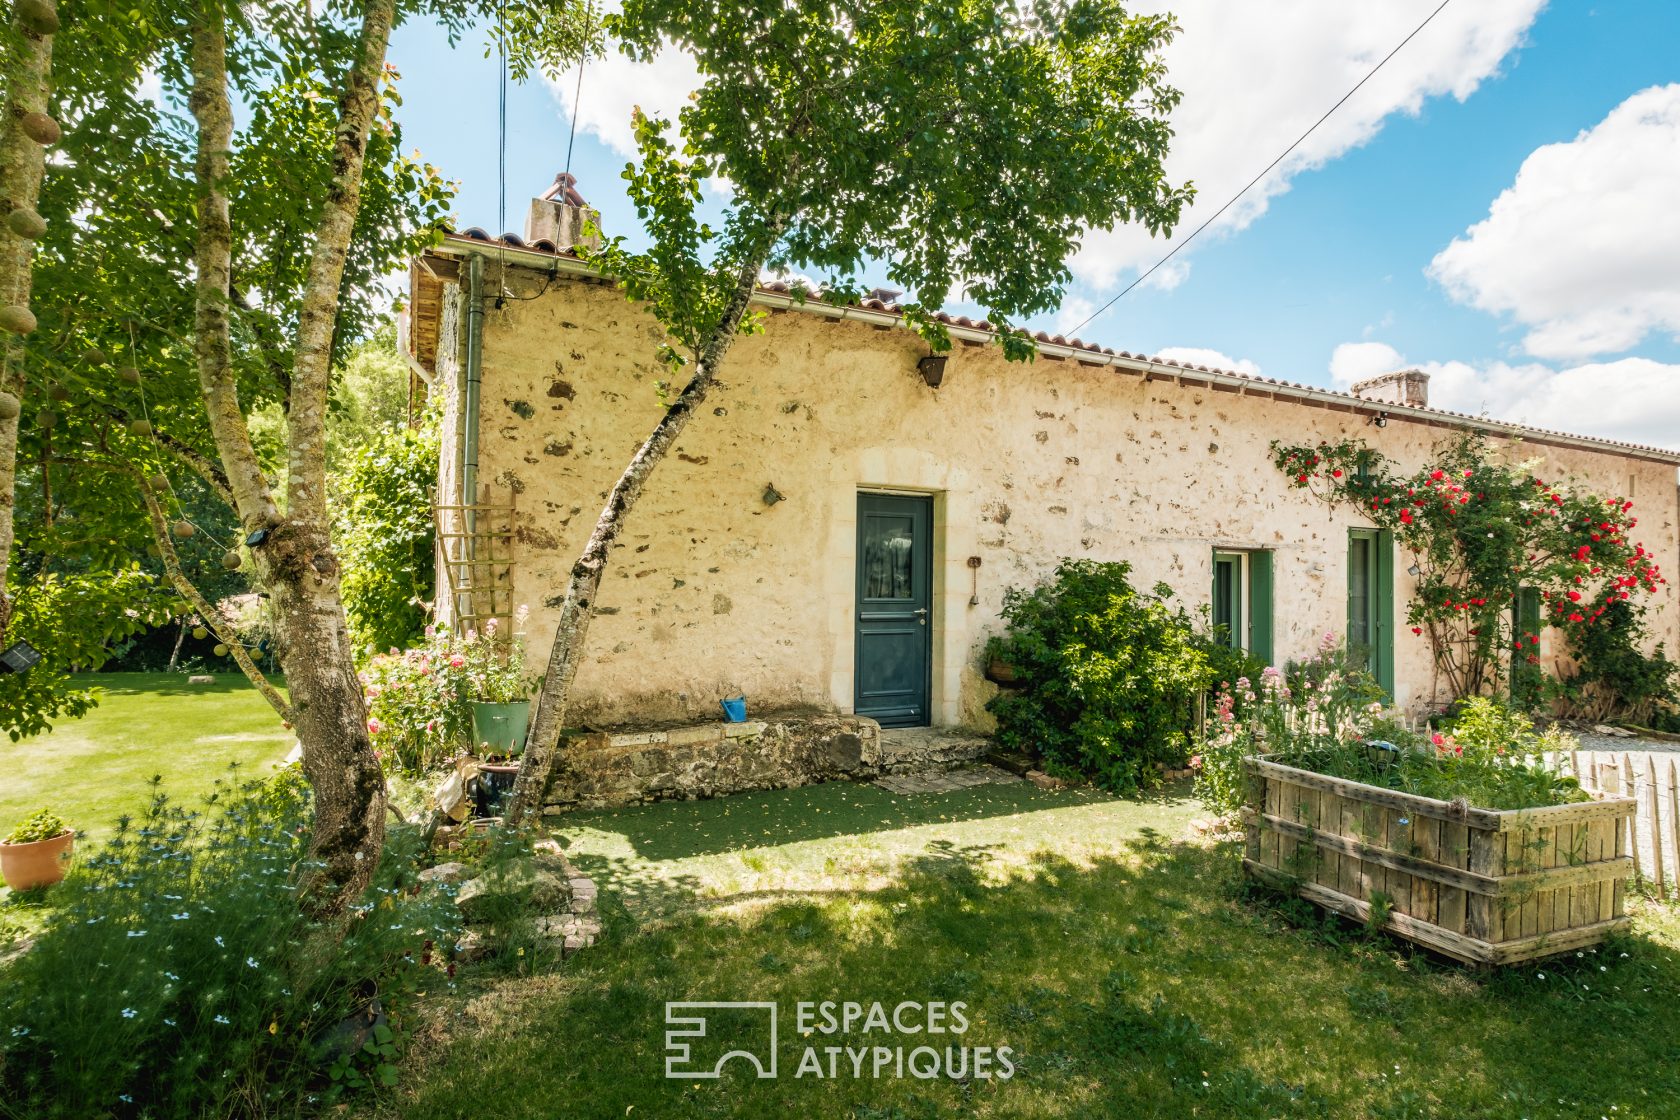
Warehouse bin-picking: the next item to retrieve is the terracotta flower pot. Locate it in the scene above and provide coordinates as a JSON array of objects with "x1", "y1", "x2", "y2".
[{"x1": 1, "y1": 830, "x2": 74, "y2": 891}]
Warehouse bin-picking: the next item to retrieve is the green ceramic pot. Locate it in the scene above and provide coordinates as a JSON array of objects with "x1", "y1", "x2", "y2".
[{"x1": 472, "y1": 700, "x2": 531, "y2": 756}]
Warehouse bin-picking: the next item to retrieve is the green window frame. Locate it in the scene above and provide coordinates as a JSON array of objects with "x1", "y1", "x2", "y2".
[
  {"x1": 1346, "y1": 528, "x2": 1395, "y2": 697},
  {"x1": 1211, "y1": 549, "x2": 1274, "y2": 665}
]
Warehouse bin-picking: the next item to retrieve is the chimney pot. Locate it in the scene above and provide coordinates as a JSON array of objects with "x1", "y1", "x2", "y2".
[
  {"x1": 525, "y1": 172, "x2": 602, "y2": 251},
  {"x1": 1350, "y1": 369, "x2": 1429, "y2": 409}
]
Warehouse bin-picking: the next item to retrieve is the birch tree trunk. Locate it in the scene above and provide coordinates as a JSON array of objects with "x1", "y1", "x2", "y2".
[
  {"x1": 188, "y1": 0, "x2": 397, "y2": 909},
  {"x1": 0, "y1": 0, "x2": 55, "y2": 644},
  {"x1": 506, "y1": 226, "x2": 784, "y2": 824}
]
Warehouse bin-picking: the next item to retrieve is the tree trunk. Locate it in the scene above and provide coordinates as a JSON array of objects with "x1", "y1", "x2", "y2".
[
  {"x1": 187, "y1": 0, "x2": 397, "y2": 911},
  {"x1": 0, "y1": 0, "x2": 55, "y2": 644},
  {"x1": 506, "y1": 227, "x2": 784, "y2": 825}
]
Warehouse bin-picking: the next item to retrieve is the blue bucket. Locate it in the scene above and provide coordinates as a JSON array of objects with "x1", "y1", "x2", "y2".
[{"x1": 720, "y1": 695, "x2": 747, "y2": 723}]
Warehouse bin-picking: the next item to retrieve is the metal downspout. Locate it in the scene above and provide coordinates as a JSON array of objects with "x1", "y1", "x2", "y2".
[{"x1": 461, "y1": 253, "x2": 486, "y2": 620}]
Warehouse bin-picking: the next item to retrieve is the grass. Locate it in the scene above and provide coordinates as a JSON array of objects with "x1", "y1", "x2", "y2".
[
  {"x1": 389, "y1": 778, "x2": 1680, "y2": 1120},
  {"x1": 0, "y1": 672, "x2": 292, "y2": 845}
]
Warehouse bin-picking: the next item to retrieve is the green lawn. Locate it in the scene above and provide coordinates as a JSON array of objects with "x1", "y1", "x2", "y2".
[
  {"x1": 0, "y1": 672, "x2": 293, "y2": 844},
  {"x1": 390, "y1": 779, "x2": 1680, "y2": 1120}
]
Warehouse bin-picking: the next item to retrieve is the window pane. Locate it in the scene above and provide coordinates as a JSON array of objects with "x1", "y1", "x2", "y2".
[
  {"x1": 862, "y1": 517, "x2": 915, "y2": 599},
  {"x1": 1213, "y1": 557, "x2": 1237, "y2": 648},
  {"x1": 1348, "y1": 538, "x2": 1371, "y2": 648}
]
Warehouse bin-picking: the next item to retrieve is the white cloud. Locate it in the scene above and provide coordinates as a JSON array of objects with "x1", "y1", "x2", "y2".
[
  {"x1": 1153, "y1": 346, "x2": 1260, "y2": 376},
  {"x1": 1329, "y1": 341, "x2": 1406, "y2": 386},
  {"x1": 546, "y1": 40, "x2": 703, "y2": 159},
  {"x1": 1070, "y1": 1, "x2": 1544, "y2": 291},
  {"x1": 1332, "y1": 342, "x2": 1680, "y2": 450},
  {"x1": 1428, "y1": 84, "x2": 1680, "y2": 360}
]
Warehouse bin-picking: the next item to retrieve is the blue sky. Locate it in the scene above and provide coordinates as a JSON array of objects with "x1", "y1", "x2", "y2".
[{"x1": 387, "y1": 1, "x2": 1680, "y2": 447}]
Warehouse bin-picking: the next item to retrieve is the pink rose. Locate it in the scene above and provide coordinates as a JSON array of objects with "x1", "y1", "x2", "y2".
[{"x1": 368, "y1": 718, "x2": 383, "y2": 735}]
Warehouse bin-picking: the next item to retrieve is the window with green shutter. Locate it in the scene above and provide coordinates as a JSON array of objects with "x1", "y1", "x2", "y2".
[{"x1": 1211, "y1": 548, "x2": 1274, "y2": 663}]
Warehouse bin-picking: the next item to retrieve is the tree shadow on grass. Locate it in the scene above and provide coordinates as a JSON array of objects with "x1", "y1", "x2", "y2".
[
  {"x1": 551, "y1": 777, "x2": 1195, "y2": 863},
  {"x1": 70, "y1": 671, "x2": 289, "y2": 698},
  {"x1": 402, "y1": 832, "x2": 1680, "y2": 1120}
]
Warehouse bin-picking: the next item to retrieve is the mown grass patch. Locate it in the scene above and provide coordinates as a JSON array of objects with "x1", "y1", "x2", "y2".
[{"x1": 391, "y1": 780, "x2": 1680, "y2": 1120}]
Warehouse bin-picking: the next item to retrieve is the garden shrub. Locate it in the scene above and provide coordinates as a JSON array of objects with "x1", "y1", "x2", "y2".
[
  {"x1": 362, "y1": 624, "x2": 474, "y2": 774},
  {"x1": 1552, "y1": 598, "x2": 1678, "y2": 726},
  {"x1": 337, "y1": 422, "x2": 439, "y2": 656},
  {"x1": 985, "y1": 559, "x2": 1212, "y2": 793},
  {"x1": 0, "y1": 770, "x2": 460, "y2": 1119},
  {"x1": 1195, "y1": 643, "x2": 1585, "y2": 817}
]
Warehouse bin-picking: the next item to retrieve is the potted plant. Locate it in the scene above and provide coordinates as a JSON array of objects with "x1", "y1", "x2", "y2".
[
  {"x1": 1, "y1": 809, "x2": 75, "y2": 891},
  {"x1": 460, "y1": 609, "x2": 540, "y2": 757}
]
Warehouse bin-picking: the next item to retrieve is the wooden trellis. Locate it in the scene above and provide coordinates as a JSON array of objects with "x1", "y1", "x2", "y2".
[{"x1": 435, "y1": 491, "x2": 517, "y2": 633}]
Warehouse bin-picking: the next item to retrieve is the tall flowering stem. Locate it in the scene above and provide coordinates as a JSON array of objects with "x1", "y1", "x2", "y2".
[{"x1": 1271, "y1": 432, "x2": 1666, "y2": 702}]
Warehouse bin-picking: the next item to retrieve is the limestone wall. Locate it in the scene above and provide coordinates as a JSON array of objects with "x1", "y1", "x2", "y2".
[{"x1": 437, "y1": 269, "x2": 1680, "y2": 728}]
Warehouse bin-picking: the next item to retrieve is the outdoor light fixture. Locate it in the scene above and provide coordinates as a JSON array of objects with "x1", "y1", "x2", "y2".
[
  {"x1": 916, "y1": 354, "x2": 948, "y2": 388},
  {"x1": 967, "y1": 555, "x2": 982, "y2": 606},
  {"x1": 1367, "y1": 412, "x2": 1389, "y2": 428},
  {"x1": 0, "y1": 639, "x2": 42, "y2": 675},
  {"x1": 1408, "y1": 563, "x2": 1422, "y2": 577},
  {"x1": 762, "y1": 483, "x2": 785, "y2": 506}
]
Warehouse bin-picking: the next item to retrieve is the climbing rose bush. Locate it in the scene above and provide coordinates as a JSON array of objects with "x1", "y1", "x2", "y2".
[{"x1": 1271, "y1": 432, "x2": 1666, "y2": 701}]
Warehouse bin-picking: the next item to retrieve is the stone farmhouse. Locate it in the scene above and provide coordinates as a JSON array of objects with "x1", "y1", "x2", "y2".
[{"x1": 404, "y1": 182, "x2": 1680, "y2": 805}]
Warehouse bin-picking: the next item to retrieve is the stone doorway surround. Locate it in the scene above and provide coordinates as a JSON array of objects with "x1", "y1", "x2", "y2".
[{"x1": 822, "y1": 446, "x2": 982, "y2": 728}]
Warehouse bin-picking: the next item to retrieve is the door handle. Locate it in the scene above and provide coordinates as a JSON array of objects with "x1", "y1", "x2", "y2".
[{"x1": 913, "y1": 608, "x2": 928, "y2": 626}]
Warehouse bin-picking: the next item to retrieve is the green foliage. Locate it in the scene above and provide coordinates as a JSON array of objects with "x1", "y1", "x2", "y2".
[
  {"x1": 363, "y1": 625, "x2": 473, "y2": 774},
  {"x1": 362, "y1": 616, "x2": 539, "y2": 774},
  {"x1": 985, "y1": 559, "x2": 1212, "y2": 793},
  {"x1": 0, "y1": 568, "x2": 172, "y2": 741},
  {"x1": 1271, "y1": 432, "x2": 1666, "y2": 702},
  {"x1": 1552, "y1": 598, "x2": 1678, "y2": 725},
  {"x1": 3, "y1": 808, "x2": 68, "y2": 845},
  {"x1": 1196, "y1": 647, "x2": 1585, "y2": 816},
  {"x1": 0, "y1": 770, "x2": 461, "y2": 1118},
  {"x1": 596, "y1": 0, "x2": 1190, "y2": 370},
  {"x1": 337, "y1": 420, "x2": 439, "y2": 655}
]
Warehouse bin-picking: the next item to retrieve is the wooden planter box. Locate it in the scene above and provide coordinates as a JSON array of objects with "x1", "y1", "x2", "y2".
[{"x1": 1243, "y1": 757, "x2": 1636, "y2": 966}]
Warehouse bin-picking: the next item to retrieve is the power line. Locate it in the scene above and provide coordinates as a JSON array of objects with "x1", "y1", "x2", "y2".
[{"x1": 1064, "y1": 0, "x2": 1456, "y2": 339}]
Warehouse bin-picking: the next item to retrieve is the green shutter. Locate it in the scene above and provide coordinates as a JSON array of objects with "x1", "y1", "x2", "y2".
[
  {"x1": 1250, "y1": 550, "x2": 1274, "y2": 666},
  {"x1": 1375, "y1": 529, "x2": 1395, "y2": 698}
]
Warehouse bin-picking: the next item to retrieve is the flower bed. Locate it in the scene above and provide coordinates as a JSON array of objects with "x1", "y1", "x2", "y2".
[{"x1": 1243, "y1": 757, "x2": 1635, "y2": 965}]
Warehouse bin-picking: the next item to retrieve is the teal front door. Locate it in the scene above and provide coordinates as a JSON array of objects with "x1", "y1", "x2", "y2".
[{"x1": 855, "y1": 493, "x2": 933, "y2": 727}]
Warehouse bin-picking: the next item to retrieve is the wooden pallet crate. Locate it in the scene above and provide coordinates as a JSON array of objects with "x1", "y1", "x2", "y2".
[{"x1": 1243, "y1": 757, "x2": 1636, "y2": 966}]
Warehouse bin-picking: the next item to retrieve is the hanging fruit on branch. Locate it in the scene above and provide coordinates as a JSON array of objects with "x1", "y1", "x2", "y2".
[
  {"x1": 45, "y1": 383, "x2": 68, "y2": 402},
  {"x1": 213, "y1": 643, "x2": 229, "y2": 658},
  {"x1": 0, "y1": 392, "x2": 19, "y2": 421},
  {"x1": 80, "y1": 347, "x2": 108, "y2": 365},
  {"x1": 35, "y1": 409, "x2": 58, "y2": 430},
  {"x1": 6, "y1": 208, "x2": 46, "y2": 240},
  {"x1": 19, "y1": 112, "x2": 60, "y2": 146},
  {"x1": 128, "y1": 418, "x2": 152, "y2": 437},
  {"x1": 172, "y1": 520, "x2": 195, "y2": 539},
  {"x1": 192, "y1": 627, "x2": 208, "y2": 640},
  {"x1": 221, "y1": 551, "x2": 243, "y2": 571},
  {"x1": 118, "y1": 366, "x2": 141, "y2": 384},
  {"x1": 0, "y1": 306, "x2": 37, "y2": 334},
  {"x1": 148, "y1": 473, "x2": 169, "y2": 491}
]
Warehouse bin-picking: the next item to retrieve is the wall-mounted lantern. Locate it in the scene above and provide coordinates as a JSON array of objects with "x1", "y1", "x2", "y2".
[
  {"x1": 762, "y1": 483, "x2": 785, "y2": 506},
  {"x1": 917, "y1": 354, "x2": 948, "y2": 388}
]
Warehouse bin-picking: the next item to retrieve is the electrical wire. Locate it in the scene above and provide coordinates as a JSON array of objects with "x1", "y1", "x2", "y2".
[{"x1": 1063, "y1": 0, "x2": 1456, "y2": 339}]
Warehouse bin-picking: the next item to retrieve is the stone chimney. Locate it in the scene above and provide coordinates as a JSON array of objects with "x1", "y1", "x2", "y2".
[
  {"x1": 1350, "y1": 369, "x2": 1430, "y2": 409},
  {"x1": 524, "y1": 172, "x2": 602, "y2": 252}
]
